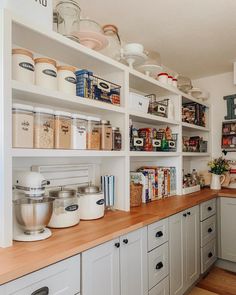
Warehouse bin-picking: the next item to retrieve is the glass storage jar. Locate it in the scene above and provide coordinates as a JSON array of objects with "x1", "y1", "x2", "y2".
[
  {"x1": 34, "y1": 107, "x2": 54, "y2": 149},
  {"x1": 57, "y1": 65, "x2": 77, "y2": 95},
  {"x1": 100, "y1": 120, "x2": 112, "y2": 151},
  {"x1": 71, "y1": 113, "x2": 88, "y2": 150},
  {"x1": 112, "y1": 127, "x2": 122, "y2": 151},
  {"x1": 56, "y1": 0, "x2": 81, "y2": 42},
  {"x1": 12, "y1": 103, "x2": 34, "y2": 148},
  {"x1": 54, "y1": 111, "x2": 72, "y2": 149},
  {"x1": 87, "y1": 116, "x2": 101, "y2": 150},
  {"x1": 35, "y1": 58, "x2": 58, "y2": 91},
  {"x1": 101, "y1": 24, "x2": 121, "y2": 60}
]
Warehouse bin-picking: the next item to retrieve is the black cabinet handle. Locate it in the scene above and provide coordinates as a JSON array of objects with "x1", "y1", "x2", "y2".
[
  {"x1": 208, "y1": 252, "x2": 213, "y2": 258},
  {"x1": 208, "y1": 206, "x2": 212, "y2": 211},
  {"x1": 187, "y1": 212, "x2": 191, "y2": 215},
  {"x1": 31, "y1": 287, "x2": 49, "y2": 295},
  {"x1": 155, "y1": 231, "x2": 163, "y2": 238},
  {"x1": 115, "y1": 242, "x2": 120, "y2": 248},
  {"x1": 208, "y1": 228, "x2": 213, "y2": 233},
  {"x1": 183, "y1": 213, "x2": 187, "y2": 217},
  {"x1": 156, "y1": 262, "x2": 164, "y2": 270},
  {"x1": 123, "y1": 239, "x2": 128, "y2": 244}
]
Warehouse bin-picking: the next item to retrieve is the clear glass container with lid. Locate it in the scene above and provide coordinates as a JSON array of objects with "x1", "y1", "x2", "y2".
[
  {"x1": 34, "y1": 107, "x2": 54, "y2": 149},
  {"x1": 101, "y1": 24, "x2": 121, "y2": 61},
  {"x1": 100, "y1": 120, "x2": 112, "y2": 151},
  {"x1": 54, "y1": 111, "x2": 72, "y2": 149},
  {"x1": 87, "y1": 116, "x2": 101, "y2": 150},
  {"x1": 112, "y1": 127, "x2": 122, "y2": 151},
  {"x1": 71, "y1": 113, "x2": 88, "y2": 150},
  {"x1": 12, "y1": 103, "x2": 34, "y2": 148}
]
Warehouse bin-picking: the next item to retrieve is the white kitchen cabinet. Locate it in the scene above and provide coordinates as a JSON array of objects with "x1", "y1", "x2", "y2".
[
  {"x1": 149, "y1": 276, "x2": 169, "y2": 295},
  {"x1": 82, "y1": 227, "x2": 148, "y2": 295},
  {"x1": 169, "y1": 205, "x2": 200, "y2": 295},
  {"x1": 147, "y1": 219, "x2": 169, "y2": 252},
  {"x1": 201, "y1": 238, "x2": 217, "y2": 273},
  {"x1": 220, "y1": 197, "x2": 236, "y2": 262},
  {"x1": 0, "y1": 254, "x2": 80, "y2": 295}
]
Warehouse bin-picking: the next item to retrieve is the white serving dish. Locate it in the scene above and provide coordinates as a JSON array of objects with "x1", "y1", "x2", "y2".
[
  {"x1": 129, "y1": 92, "x2": 149, "y2": 113},
  {"x1": 189, "y1": 88, "x2": 202, "y2": 99}
]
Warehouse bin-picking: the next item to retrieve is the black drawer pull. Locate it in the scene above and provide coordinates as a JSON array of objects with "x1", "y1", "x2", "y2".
[
  {"x1": 208, "y1": 206, "x2": 212, "y2": 211},
  {"x1": 156, "y1": 231, "x2": 163, "y2": 238},
  {"x1": 156, "y1": 262, "x2": 164, "y2": 270},
  {"x1": 115, "y1": 242, "x2": 120, "y2": 248},
  {"x1": 208, "y1": 228, "x2": 213, "y2": 233},
  {"x1": 31, "y1": 287, "x2": 49, "y2": 295},
  {"x1": 208, "y1": 252, "x2": 213, "y2": 258},
  {"x1": 187, "y1": 212, "x2": 191, "y2": 215},
  {"x1": 183, "y1": 213, "x2": 187, "y2": 217},
  {"x1": 123, "y1": 239, "x2": 128, "y2": 244}
]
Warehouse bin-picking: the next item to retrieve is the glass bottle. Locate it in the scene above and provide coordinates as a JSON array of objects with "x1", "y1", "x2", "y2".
[{"x1": 101, "y1": 25, "x2": 121, "y2": 61}]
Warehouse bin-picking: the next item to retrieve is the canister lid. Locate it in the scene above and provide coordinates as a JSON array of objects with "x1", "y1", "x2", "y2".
[
  {"x1": 57, "y1": 65, "x2": 77, "y2": 72},
  {"x1": 100, "y1": 120, "x2": 110, "y2": 125},
  {"x1": 103, "y1": 24, "x2": 118, "y2": 34},
  {"x1": 78, "y1": 185, "x2": 101, "y2": 195},
  {"x1": 12, "y1": 103, "x2": 34, "y2": 112},
  {"x1": 34, "y1": 107, "x2": 54, "y2": 115},
  {"x1": 112, "y1": 127, "x2": 120, "y2": 131},
  {"x1": 54, "y1": 110, "x2": 72, "y2": 117},
  {"x1": 71, "y1": 113, "x2": 88, "y2": 120},
  {"x1": 158, "y1": 72, "x2": 168, "y2": 76},
  {"x1": 87, "y1": 116, "x2": 101, "y2": 122},
  {"x1": 49, "y1": 189, "x2": 76, "y2": 199},
  {"x1": 12, "y1": 48, "x2": 34, "y2": 59},
  {"x1": 34, "y1": 57, "x2": 57, "y2": 67}
]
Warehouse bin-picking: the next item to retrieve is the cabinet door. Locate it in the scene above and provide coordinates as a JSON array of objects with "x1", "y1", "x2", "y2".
[
  {"x1": 120, "y1": 227, "x2": 148, "y2": 295},
  {"x1": 169, "y1": 212, "x2": 185, "y2": 295},
  {"x1": 82, "y1": 239, "x2": 120, "y2": 295},
  {"x1": 220, "y1": 197, "x2": 236, "y2": 262},
  {"x1": 185, "y1": 205, "x2": 200, "y2": 289}
]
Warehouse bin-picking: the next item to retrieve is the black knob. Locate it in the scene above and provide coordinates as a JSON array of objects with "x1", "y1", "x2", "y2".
[
  {"x1": 183, "y1": 213, "x2": 187, "y2": 217},
  {"x1": 208, "y1": 206, "x2": 212, "y2": 211},
  {"x1": 31, "y1": 287, "x2": 49, "y2": 295},
  {"x1": 208, "y1": 252, "x2": 213, "y2": 258},
  {"x1": 115, "y1": 242, "x2": 120, "y2": 248},
  {"x1": 156, "y1": 262, "x2": 164, "y2": 270},
  {"x1": 156, "y1": 231, "x2": 163, "y2": 238},
  {"x1": 208, "y1": 228, "x2": 213, "y2": 233},
  {"x1": 187, "y1": 212, "x2": 191, "y2": 215},
  {"x1": 123, "y1": 239, "x2": 128, "y2": 244}
]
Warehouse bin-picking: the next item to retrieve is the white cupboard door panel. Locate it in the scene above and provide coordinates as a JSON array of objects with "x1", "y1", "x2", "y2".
[
  {"x1": 82, "y1": 239, "x2": 120, "y2": 295},
  {"x1": 185, "y1": 205, "x2": 200, "y2": 289},
  {"x1": 148, "y1": 218, "x2": 169, "y2": 252},
  {"x1": 120, "y1": 227, "x2": 148, "y2": 295},
  {"x1": 148, "y1": 242, "x2": 169, "y2": 290},
  {"x1": 149, "y1": 276, "x2": 169, "y2": 295},
  {"x1": 200, "y1": 199, "x2": 216, "y2": 221},
  {"x1": 201, "y1": 215, "x2": 216, "y2": 247},
  {"x1": 220, "y1": 197, "x2": 236, "y2": 262},
  {"x1": 169, "y1": 212, "x2": 185, "y2": 295},
  {"x1": 201, "y1": 239, "x2": 217, "y2": 273}
]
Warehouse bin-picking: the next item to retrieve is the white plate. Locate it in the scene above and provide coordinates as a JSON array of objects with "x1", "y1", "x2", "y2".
[{"x1": 74, "y1": 31, "x2": 108, "y2": 51}]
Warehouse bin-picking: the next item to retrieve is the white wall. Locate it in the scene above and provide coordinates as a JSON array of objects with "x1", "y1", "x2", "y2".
[{"x1": 193, "y1": 71, "x2": 236, "y2": 159}]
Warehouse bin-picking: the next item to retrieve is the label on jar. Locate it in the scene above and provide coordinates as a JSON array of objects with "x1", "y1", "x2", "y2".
[
  {"x1": 19, "y1": 62, "x2": 35, "y2": 72},
  {"x1": 21, "y1": 120, "x2": 30, "y2": 131},
  {"x1": 97, "y1": 78, "x2": 111, "y2": 93},
  {"x1": 133, "y1": 138, "x2": 144, "y2": 147},
  {"x1": 157, "y1": 105, "x2": 167, "y2": 114},
  {"x1": 96, "y1": 199, "x2": 105, "y2": 205},
  {"x1": 43, "y1": 121, "x2": 51, "y2": 133},
  {"x1": 65, "y1": 204, "x2": 79, "y2": 212},
  {"x1": 168, "y1": 140, "x2": 176, "y2": 148},
  {"x1": 61, "y1": 124, "x2": 69, "y2": 135},
  {"x1": 152, "y1": 139, "x2": 161, "y2": 147},
  {"x1": 43, "y1": 69, "x2": 57, "y2": 78},
  {"x1": 65, "y1": 76, "x2": 76, "y2": 84}
]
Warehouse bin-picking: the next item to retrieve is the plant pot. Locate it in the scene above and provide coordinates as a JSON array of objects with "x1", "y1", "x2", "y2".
[{"x1": 210, "y1": 174, "x2": 226, "y2": 190}]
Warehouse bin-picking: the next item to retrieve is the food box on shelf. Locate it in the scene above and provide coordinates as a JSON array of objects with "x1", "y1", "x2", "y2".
[{"x1": 129, "y1": 92, "x2": 149, "y2": 113}]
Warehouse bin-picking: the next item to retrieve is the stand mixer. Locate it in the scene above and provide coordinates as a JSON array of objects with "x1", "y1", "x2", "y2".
[{"x1": 13, "y1": 171, "x2": 54, "y2": 242}]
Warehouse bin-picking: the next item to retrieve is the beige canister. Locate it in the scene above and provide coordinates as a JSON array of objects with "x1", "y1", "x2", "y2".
[
  {"x1": 57, "y1": 65, "x2": 77, "y2": 95},
  {"x1": 35, "y1": 57, "x2": 57, "y2": 91}
]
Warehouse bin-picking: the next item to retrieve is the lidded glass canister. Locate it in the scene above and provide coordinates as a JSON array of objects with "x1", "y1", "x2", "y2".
[{"x1": 101, "y1": 25, "x2": 121, "y2": 61}]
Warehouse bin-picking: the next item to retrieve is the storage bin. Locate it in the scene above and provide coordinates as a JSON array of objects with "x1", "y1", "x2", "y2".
[
  {"x1": 54, "y1": 111, "x2": 72, "y2": 149},
  {"x1": 146, "y1": 95, "x2": 168, "y2": 118},
  {"x1": 129, "y1": 92, "x2": 149, "y2": 113},
  {"x1": 130, "y1": 182, "x2": 142, "y2": 207}
]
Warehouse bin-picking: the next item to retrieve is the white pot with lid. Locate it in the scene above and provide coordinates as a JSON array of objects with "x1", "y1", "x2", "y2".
[{"x1": 78, "y1": 185, "x2": 105, "y2": 220}]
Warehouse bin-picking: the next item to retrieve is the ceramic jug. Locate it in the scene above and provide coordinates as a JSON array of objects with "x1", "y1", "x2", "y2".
[{"x1": 210, "y1": 173, "x2": 226, "y2": 190}]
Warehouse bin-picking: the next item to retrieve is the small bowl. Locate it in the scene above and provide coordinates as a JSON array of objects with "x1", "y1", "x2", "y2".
[{"x1": 124, "y1": 43, "x2": 144, "y2": 55}]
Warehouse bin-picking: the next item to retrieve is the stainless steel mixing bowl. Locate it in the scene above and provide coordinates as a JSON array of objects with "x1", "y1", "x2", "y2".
[{"x1": 14, "y1": 197, "x2": 54, "y2": 235}]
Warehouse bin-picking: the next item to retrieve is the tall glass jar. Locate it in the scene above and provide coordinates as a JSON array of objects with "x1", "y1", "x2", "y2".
[
  {"x1": 101, "y1": 25, "x2": 121, "y2": 60},
  {"x1": 100, "y1": 120, "x2": 112, "y2": 151},
  {"x1": 54, "y1": 111, "x2": 72, "y2": 149},
  {"x1": 56, "y1": 0, "x2": 81, "y2": 42},
  {"x1": 112, "y1": 127, "x2": 122, "y2": 151},
  {"x1": 87, "y1": 116, "x2": 101, "y2": 150},
  {"x1": 71, "y1": 113, "x2": 88, "y2": 150}
]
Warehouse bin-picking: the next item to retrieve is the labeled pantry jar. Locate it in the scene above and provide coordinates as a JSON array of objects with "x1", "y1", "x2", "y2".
[
  {"x1": 71, "y1": 113, "x2": 87, "y2": 150},
  {"x1": 12, "y1": 103, "x2": 34, "y2": 148},
  {"x1": 12, "y1": 48, "x2": 35, "y2": 84},
  {"x1": 100, "y1": 120, "x2": 112, "y2": 150},
  {"x1": 87, "y1": 116, "x2": 101, "y2": 150},
  {"x1": 34, "y1": 107, "x2": 55, "y2": 149},
  {"x1": 54, "y1": 111, "x2": 72, "y2": 149},
  {"x1": 112, "y1": 127, "x2": 122, "y2": 151},
  {"x1": 35, "y1": 58, "x2": 57, "y2": 91},
  {"x1": 57, "y1": 65, "x2": 77, "y2": 95}
]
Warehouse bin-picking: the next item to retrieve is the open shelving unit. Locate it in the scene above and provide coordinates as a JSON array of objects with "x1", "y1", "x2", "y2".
[{"x1": 0, "y1": 9, "x2": 212, "y2": 247}]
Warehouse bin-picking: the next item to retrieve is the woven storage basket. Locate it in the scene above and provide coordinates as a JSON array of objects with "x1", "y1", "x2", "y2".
[{"x1": 130, "y1": 182, "x2": 143, "y2": 207}]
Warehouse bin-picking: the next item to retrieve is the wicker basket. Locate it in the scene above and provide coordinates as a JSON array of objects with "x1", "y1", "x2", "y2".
[{"x1": 130, "y1": 182, "x2": 143, "y2": 207}]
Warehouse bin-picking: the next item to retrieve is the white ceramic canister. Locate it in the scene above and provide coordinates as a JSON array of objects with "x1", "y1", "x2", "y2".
[
  {"x1": 71, "y1": 113, "x2": 88, "y2": 150},
  {"x1": 157, "y1": 72, "x2": 168, "y2": 84},
  {"x1": 168, "y1": 75, "x2": 173, "y2": 85},
  {"x1": 172, "y1": 78, "x2": 178, "y2": 87},
  {"x1": 12, "y1": 48, "x2": 35, "y2": 84},
  {"x1": 57, "y1": 65, "x2": 77, "y2": 95},
  {"x1": 35, "y1": 57, "x2": 57, "y2": 91}
]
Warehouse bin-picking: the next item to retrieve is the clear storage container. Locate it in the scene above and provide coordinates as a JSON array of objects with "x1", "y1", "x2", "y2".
[
  {"x1": 34, "y1": 107, "x2": 54, "y2": 149},
  {"x1": 100, "y1": 120, "x2": 112, "y2": 151},
  {"x1": 71, "y1": 113, "x2": 88, "y2": 150},
  {"x1": 87, "y1": 116, "x2": 101, "y2": 150},
  {"x1": 101, "y1": 24, "x2": 121, "y2": 60},
  {"x1": 112, "y1": 127, "x2": 122, "y2": 151},
  {"x1": 54, "y1": 111, "x2": 72, "y2": 149},
  {"x1": 12, "y1": 103, "x2": 34, "y2": 148}
]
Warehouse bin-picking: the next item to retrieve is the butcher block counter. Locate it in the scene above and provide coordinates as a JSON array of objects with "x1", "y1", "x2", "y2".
[{"x1": 0, "y1": 188, "x2": 236, "y2": 285}]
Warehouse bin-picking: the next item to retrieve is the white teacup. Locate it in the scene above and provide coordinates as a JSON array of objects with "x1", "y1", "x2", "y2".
[{"x1": 124, "y1": 43, "x2": 144, "y2": 55}]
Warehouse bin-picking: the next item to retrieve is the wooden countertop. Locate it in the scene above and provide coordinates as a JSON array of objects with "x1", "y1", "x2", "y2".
[{"x1": 0, "y1": 188, "x2": 236, "y2": 285}]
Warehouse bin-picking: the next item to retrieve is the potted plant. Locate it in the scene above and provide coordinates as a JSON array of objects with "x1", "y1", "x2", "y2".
[{"x1": 208, "y1": 157, "x2": 230, "y2": 190}]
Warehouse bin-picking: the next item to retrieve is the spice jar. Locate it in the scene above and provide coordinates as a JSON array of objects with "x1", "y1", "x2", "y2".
[
  {"x1": 12, "y1": 103, "x2": 34, "y2": 148},
  {"x1": 35, "y1": 58, "x2": 57, "y2": 91},
  {"x1": 12, "y1": 48, "x2": 35, "y2": 84},
  {"x1": 54, "y1": 111, "x2": 72, "y2": 149},
  {"x1": 34, "y1": 107, "x2": 54, "y2": 149},
  {"x1": 100, "y1": 120, "x2": 112, "y2": 151},
  {"x1": 71, "y1": 113, "x2": 87, "y2": 150},
  {"x1": 157, "y1": 72, "x2": 168, "y2": 84},
  {"x1": 112, "y1": 127, "x2": 122, "y2": 151},
  {"x1": 87, "y1": 116, "x2": 101, "y2": 150},
  {"x1": 57, "y1": 65, "x2": 77, "y2": 95}
]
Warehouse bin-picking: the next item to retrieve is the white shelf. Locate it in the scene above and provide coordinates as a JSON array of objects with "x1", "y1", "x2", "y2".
[
  {"x1": 182, "y1": 93, "x2": 210, "y2": 107},
  {"x1": 129, "y1": 111, "x2": 180, "y2": 126},
  {"x1": 129, "y1": 151, "x2": 180, "y2": 157},
  {"x1": 12, "y1": 80, "x2": 125, "y2": 116},
  {"x1": 182, "y1": 122, "x2": 210, "y2": 132},
  {"x1": 182, "y1": 152, "x2": 211, "y2": 157},
  {"x1": 12, "y1": 149, "x2": 126, "y2": 158}
]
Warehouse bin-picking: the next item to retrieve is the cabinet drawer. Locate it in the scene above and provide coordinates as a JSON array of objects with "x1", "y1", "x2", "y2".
[
  {"x1": 148, "y1": 242, "x2": 169, "y2": 290},
  {"x1": 148, "y1": 218, "x2": 168, "y2": 252},
  {"x1": 149, "y1": 276, "x2": 169, "y2": 295},
  {"x1": 201, "y1": 215, "x2": 216, "y2": 247},
  {"x1": 201, "y1": 239, "x2": 217, "y2": 274},
  {"x1": 200, "y1": 198, "x2": 216, "y2": 221},
  {"x1": 3, "y1": 254, "x2": 80, "y2": 295}
]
